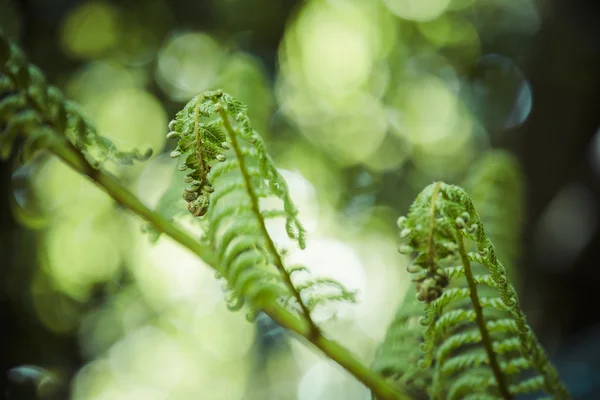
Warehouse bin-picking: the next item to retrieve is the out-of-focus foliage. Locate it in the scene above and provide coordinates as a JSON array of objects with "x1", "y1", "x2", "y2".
[
  {"x1": 464, "y1": 150, "x2": 524, "y2": 274},
  {"x1": 1, "y1": 0, "x2": 560, "y2": 398}
]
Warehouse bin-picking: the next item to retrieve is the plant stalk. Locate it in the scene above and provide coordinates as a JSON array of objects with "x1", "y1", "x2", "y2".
[{"x1": 44, "y1": 139, "x2": 412, "y2": 400}]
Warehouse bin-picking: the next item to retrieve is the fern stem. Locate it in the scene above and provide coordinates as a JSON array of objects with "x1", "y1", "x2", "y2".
[
  {"x1": 455, "y1": 231, "x2": 512, "y2": 399},
  {"x1": 257, "y1": 295, "x2": 413, "y2": 400},
  {"x1": 43, "y1": 138, "x2": 411, "y2": 400},
  {"x1": 216, "y1": 106, "x2": 321, "y2": 339},
  {"x1": 48, "y1": 140, "x2": 216, "y2": 265}
]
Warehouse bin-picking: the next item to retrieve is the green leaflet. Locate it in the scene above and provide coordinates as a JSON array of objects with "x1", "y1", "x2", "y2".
[
  {"x1": 167, "y1": 90, "x2": 355, "y2": 325},
  {"x1": 373, "y1": 181, "x2": 570, "y2": 400},
  {"x1": 0, "y1": 32, "x2": 151, "y2": 166}
]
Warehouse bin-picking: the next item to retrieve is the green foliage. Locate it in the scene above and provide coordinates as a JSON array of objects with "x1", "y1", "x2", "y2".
[
  {"x1": 166, "y1": 90, "x2": 356, "y2": 325},
  {"x1": 373, "y1": 181, "x2": 570, "y2": 399},
  {"x1": 1, "y1": 29, "x2": 572, "y2": 400},
  {"x1": 0, "y1": 31, "x2": 151, "y2": 166}
]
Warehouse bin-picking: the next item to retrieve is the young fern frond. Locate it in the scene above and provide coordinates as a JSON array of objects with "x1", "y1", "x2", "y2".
[
  {"x1": 373, "y1": 181, "x2": 570, "y2": 400},
  {"x1": 0, "y1": 32, "x2": 152, "y2": 166},
  {"x1": 372, "y1": 149, "x2": 525, "y2": 399},
  {"x1": 166, "y1": 90, "x2": 355, "y2": 332},
  {"x1": 402, "y1": 182, "x2": 568, "y2": 399}
]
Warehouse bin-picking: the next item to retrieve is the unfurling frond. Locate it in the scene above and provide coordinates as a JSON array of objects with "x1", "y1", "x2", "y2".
[
  {"x1": 167, "y1": 90, "x2": 355, "y2": 328},
  {"x1": 373, "y1": 182, "x2": 570, "y2": 400},
  {"x1": 0, "y1": 32, "x2": 151, "y2": 166}
]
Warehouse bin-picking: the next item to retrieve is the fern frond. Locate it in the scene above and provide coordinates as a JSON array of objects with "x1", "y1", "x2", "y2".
[
  {"x1": 375, "y1": 181, "x2": 570, "y2": 399},
  {"x1": 167, "y1": 90, "x2": 355, "y2": 332},
  {"x1": 0, "y1": 32, "x2": 151, "y2": 166}
]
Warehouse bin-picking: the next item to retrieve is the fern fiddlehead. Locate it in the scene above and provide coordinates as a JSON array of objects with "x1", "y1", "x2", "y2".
[
  {"x1": 390, "y1": 182, "x2": 570, "y2": 399},
  {"x1": 166, "y1": 90, "x2": 355, "y2": 335},
  {"x1": 0, "y1": 32, "x2": 151, "y2": 167}
]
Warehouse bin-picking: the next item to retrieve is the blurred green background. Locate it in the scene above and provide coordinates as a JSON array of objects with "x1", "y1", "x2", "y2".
[{"x1": 2, "y1": 0, "x2": 600, "y2": 398}]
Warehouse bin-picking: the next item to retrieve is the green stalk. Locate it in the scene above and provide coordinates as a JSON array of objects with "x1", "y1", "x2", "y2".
[{"x1": 44, "y1": 138, "x2": 412, "y2": 400}]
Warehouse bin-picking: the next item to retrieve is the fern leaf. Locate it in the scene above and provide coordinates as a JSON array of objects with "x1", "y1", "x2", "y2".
[
  {"x1": 374, "y1": 181, "x2": 570, "y2": 400},
  {"x1": 167, "y1": 90, "x2": 355, "y2": 330},
  {"x1": 0, "y1": 32, "x2": 151, "y2": 166}
]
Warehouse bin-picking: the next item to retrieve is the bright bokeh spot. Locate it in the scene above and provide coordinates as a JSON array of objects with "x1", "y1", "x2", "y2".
[
  {"x1": 192, "y1": 308, "x2": 256, "y2": 362},
  {"x1": 383, "y1": 0, "x2": 451, "y2": 22},
  {"x1": 286, "y1": 238, "x2": 367, "y2": 322},
  {"x1": 282, "y1": 93, "x2": 388, "y2": 166},
  {"x1": 156, "y1": 32, "x2": 223, "y2": 101},
  {"x1": 388, "y1": 73, "x2": 475, "y2": 177},
  {"x1": 132, "y1": 229, "x2": 222, "y2": 313},
  {"x1": 67, "y1": 62, "x2": 138, "y2": 105},
  {"x1": 60, "y1": 1, "x2": 120, "y2": 59},
  {"x1": 94, "y1": 89, "x2": 167, "y2": 156},
  {"x1": 276, "y1": 0, "x2": 396, "y2": 167},
  {"x1": 280, "y1": 0, "x2": 394, "y2": 103},
  {"x1": 65, "y1": 64, "x2": 166, "y2": 165},
  {"x1": 299, "y1": 15, "x2": 371, "y2": 94},
  {"x1": 33, "y1": 157, "x2": 113, "y2": 218},
  {"x1": 400, "y1": 74, "x2": 462, "y2": 145},
  {"x1": 73, "y1": 322, "x2": 251, "y2": 399},
  {"x1": 71, "y1": 359, "x2": 113, "y2": 400},
  {"x1": 108, "y1": 326, "x2": 193, "y2": 391},
  {"x1": 45, "y1": 212, "x2": 122, "y2": 300}
]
